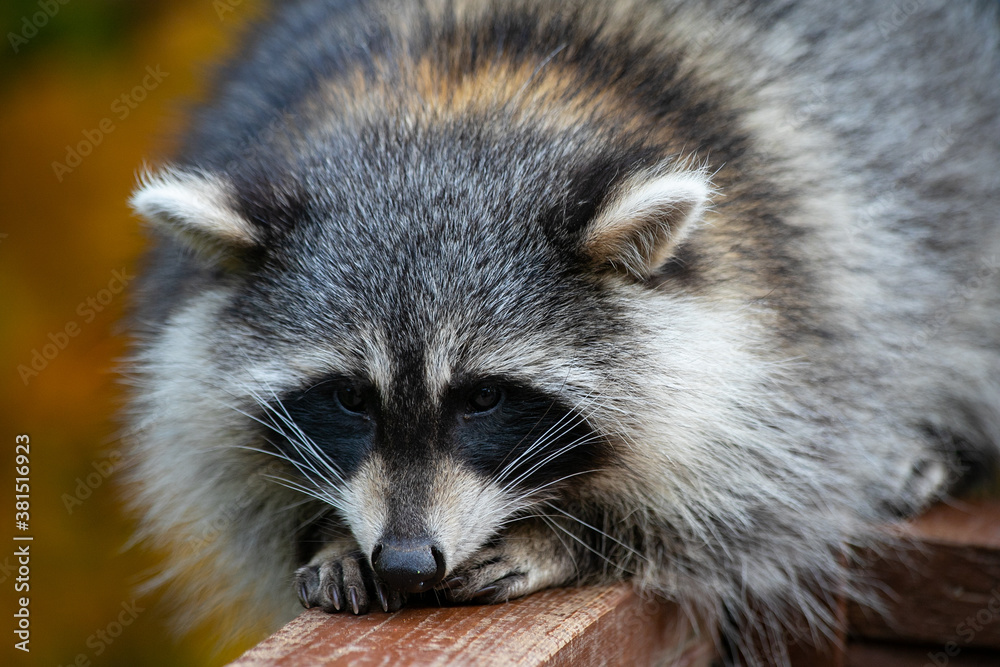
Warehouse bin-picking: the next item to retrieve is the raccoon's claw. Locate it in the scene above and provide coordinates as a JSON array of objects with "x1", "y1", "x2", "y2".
[
  {"x1": 295, "y1": 550, "x2": 405, "y2": 615},
  {"x1": 296, "y1": 577, "x2": 315, "y2": 609},
  {"x1": 347, "y1": 585, "x2": 364, "y2": 614},
  {"x1": 326, "y1": 578, "x2": 343, "y2": 611},
  {"x1": 470, "y1": 584, "x2": 501, "y2": 600},
  {"x1": 374, "y1": 581, "x2": 405, "y2": 613}
]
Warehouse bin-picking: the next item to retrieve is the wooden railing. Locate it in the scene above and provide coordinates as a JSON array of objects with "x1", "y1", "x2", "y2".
[{"x1": 230, "y1": 500, "x2": 1000, "y2": 666}]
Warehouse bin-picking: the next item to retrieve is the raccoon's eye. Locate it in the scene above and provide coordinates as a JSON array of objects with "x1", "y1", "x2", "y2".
[
  {"x1": 335, "y1": 386, "x2": 368, "y2": 414},
  {"x1": 467, "y1": 385, "x2": 503, "y2": 414}
]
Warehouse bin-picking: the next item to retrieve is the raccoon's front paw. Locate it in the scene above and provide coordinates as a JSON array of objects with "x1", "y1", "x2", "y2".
[
  {"x1": 295, "y1": 548, "x2": 405, "y2": 615},
  {"x1": 440, "y1": 527, "x2": 576, "y2": 605},
  {"x1": 439, "y1": 544, "x2": 532, "y2": 604}
]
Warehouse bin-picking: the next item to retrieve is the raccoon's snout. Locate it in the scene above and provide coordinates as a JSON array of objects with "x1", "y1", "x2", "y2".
[{"x1": 371, "y1": 537, "x2": 447, "y2": 593}]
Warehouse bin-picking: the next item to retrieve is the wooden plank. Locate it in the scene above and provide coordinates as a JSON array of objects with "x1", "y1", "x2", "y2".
[
  {"x1": 231, "y1": 500, "x2": 1000, "y2": 666},
  {"x1": 229, "y1": 583, "x2": 716, "y2": 667},
  {"x1": 847, "y1": 640, "x2": 1000, "y2": 667},
  {"x1": 847, "y1": 499, "x2": 1000, "y2": 649}
]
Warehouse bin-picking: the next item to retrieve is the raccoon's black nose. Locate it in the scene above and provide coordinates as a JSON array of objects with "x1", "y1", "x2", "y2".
[{"x1": 371, "y1": 538, "x2": 446, "y2": 593}]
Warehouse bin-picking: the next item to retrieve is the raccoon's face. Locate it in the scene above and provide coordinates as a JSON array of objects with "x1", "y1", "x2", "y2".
[{"x1": 131, "y1": 119, "x2": 711, "y2": 591}]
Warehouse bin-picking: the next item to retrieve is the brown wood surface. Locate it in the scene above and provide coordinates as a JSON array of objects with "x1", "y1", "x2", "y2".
[
  {"x1": 847, "y1": 640, "x2": 1000, "y2": 667},
  {"x1": 229, "y1": 583, "x2": 716, "y2": 667},
  {"x1": 230, "y1": 500, "x2": 1000, "y2": 666},
  {"x1": 847, "y1": 499, "x2": 1000, "y2": 650}
]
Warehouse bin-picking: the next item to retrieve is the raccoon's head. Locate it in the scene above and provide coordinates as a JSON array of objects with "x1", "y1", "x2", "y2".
[{"x1": 130, "y1": 118, "x2": 711, "y2": 593}]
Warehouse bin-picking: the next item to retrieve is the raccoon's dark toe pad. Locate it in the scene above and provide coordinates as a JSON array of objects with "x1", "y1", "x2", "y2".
[{"x1": 294, "y1": 551, "x2": 405, "y2": 615}]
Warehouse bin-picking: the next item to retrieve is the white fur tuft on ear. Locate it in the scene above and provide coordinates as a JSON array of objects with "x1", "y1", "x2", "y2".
[
  {"x1": 582, "y1": 168, "x2": 712, "y2": 279},
  {"x1": 130, "y1": 167, "x2": 259, "y2": 255}
]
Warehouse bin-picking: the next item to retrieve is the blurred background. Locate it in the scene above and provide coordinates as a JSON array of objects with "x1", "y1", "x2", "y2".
[{"x1": 1, "y1": 0, "x2": 267, "y2": 664}]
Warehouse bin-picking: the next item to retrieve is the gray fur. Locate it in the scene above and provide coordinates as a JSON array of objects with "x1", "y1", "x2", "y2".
[{"x1": 125, "y1": 1, "x2": 1000, "y2": 664}]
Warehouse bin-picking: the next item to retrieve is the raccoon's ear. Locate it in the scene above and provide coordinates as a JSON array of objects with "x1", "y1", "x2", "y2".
[
  {"x1": 581, "y1": 169, "x2": 711, "y2": 279},
  {"x1": 130, "y1": 167, "x2": 260, "y2": 263}
]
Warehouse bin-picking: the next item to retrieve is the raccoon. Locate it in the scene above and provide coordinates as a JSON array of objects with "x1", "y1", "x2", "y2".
[{"x1": 125, "y1": 0, "x2": 1000, "y2": 663}]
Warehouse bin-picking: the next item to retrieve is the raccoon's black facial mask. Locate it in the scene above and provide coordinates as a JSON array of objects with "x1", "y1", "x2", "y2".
[
  {"x1": 445, "y1": 379, "x2": 605, "y2": 489},
  {"x1": 273, "y1": 376, "x2": 605, "y2": 492},
  {"x1": 274, "y1": 376, "x2": 377, "y2": 476}
]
